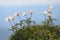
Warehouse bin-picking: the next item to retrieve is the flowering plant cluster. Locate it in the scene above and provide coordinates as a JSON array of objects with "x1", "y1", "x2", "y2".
[
  {"x1": 5, "y1": 6, "x2": 60, "y2": 40},
  {"x1": 5, "y1": 10, "x2": 35, "y2": 33}
]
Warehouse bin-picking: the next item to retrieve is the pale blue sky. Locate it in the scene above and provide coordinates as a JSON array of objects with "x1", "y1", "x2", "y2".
[{"x1": 0, "y1": 0, "x2": 60, "y2": 40}]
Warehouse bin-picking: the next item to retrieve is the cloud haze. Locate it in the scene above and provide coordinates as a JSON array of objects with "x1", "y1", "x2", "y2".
[{"x1": 0, "y1": 0, "x2": 60, "y2": 6}]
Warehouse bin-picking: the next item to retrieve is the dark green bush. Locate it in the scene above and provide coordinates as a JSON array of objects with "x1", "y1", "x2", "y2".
[{"x1": 9, "y1": 25, "x2": 60, "y2": 40}]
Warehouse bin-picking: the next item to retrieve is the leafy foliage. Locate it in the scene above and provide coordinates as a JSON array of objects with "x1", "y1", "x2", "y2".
[{"x1": 9, "y1": 25, "x2": 60, "y2": 40}]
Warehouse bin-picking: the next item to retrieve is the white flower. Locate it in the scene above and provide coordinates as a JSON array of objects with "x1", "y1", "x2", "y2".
[
  {"x1": 29, "y1": 10, "x2": 34, "y2": 14},
  {"x1": 48, "y1": 6, "x2": 53, "y2": 12},
  {"x1": 5, "y1": 17, "x2": 10, "y2": 22},
  {"x1": 48, "y1": 8, "x2": 53, "y2": 12},
  {"x1": 23, "y1": 12, "x2": 27, "y2": 16},
  {"x1": 43, "y1": 10, "x2": 47, "y2": 15},
  {"x1": 49, "y1": 6, "x2": 53, "y2": 10},
  {"x1": 14, "y1": 12, "x2": 19, "y2": 17},
  {"x1": 5, "y1": 16, "x2": 14, "y2": 22},
  {"x1": 9, "y1": 16, "x2": 14, "y2": 20}
]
